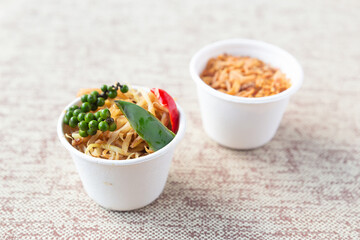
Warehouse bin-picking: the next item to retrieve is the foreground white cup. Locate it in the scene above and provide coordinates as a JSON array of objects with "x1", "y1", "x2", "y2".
[
  {"x1": 190, "y1": 39, "x2": 303, "y2": 149},
  {"x1": 57, "y1": 95, "x2": 186, "y2": 211}
]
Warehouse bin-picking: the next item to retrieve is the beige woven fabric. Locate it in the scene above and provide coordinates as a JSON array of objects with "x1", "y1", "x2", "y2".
[{"x1": 1, "y1": 0, "x2": 360, "y2": 239}]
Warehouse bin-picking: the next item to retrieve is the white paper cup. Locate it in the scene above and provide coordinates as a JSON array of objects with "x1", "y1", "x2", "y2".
[
  {"x1": 190, "y1": 39, "x2": 303, "y2": 149},
  {"x1": 57, "y1": 94, "x2": 186, "y2": 211}
]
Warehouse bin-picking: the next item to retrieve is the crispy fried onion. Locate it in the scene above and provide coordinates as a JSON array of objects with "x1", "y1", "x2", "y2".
[{"x1": 200, "y1": 54, "x2": 291, "y2": 97}]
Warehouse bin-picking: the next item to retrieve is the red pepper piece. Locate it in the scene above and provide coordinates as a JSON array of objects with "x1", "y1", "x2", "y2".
[{"x1": 150, "y1": 88, "x2": 179, "y2": 133}]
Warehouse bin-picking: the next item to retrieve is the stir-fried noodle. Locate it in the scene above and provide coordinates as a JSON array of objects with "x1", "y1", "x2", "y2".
[{"x1": 64, "y1": 86, "x2": 171, "y2": 160}]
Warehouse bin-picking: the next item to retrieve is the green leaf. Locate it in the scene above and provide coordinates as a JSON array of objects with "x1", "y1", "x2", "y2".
[{"x1": 115, "y1": 100, "x2": 175, "y2": 151}]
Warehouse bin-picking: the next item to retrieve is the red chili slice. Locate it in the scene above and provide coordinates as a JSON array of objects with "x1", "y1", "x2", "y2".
[{"x1": 150, "y1": 88, "x2": 179, "y2": 133}]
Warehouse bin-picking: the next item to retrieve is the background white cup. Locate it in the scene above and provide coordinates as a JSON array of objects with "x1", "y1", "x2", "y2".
[
  {"x1": 190, "y1": 39, "x2": 303, "y2": 149},
  {"x1": 57, "y1": 95, "x2": 186, "y2": 211}
]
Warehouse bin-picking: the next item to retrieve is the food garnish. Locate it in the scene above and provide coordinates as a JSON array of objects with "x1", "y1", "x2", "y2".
[
  {"x1": 200, "y1": 54, "x2": 291, "y2": 97},
  {"x1": 115, "y1": 100, "x2": 175, "y2": 151},
  {"x1": 150, "y1": 88, "x2": 179, "y2": 133},
  {"x1": 63, "y1": 83, "x2": 127, "y2": 137}
]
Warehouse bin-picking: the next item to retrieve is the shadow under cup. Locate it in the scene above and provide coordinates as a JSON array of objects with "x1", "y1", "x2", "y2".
[{"x1": 190, "y1": 39, "x2": 303, "y2": 149}]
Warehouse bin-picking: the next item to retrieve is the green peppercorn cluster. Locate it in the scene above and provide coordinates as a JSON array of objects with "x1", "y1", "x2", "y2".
[
  {"x1": 99, "y1": 83, "x2": 129, "y2": 99},
  {"x1": 79, "y1": 83, "x2": 128, "y2": 113},
  {"x1": 77, "y1": 109, "x2": 117, "y2": 137},
  {"x1": 63, "y1": 82, "x2": 128, "y2": 137}
]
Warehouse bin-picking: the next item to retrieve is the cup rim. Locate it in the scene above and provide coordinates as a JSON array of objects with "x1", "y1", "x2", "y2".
[
  {"x1": 57, "y1": 87, "x2": 186, "y2": 166},
  {"x1": 189, "y1": 38, "x2": 304, "y2": 104}
]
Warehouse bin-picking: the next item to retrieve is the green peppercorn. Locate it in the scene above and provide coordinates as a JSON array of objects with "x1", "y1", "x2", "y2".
[
  {"x1": 88, "y1": 120, "x2": 98, "y2": 130},
  {"x1": 79, "y1": 130, "x2": 88, "y2": 138},
  {"x1": 109, "y1": 122, "x2": 117, "y2": 131},
  {"x1": 65, "y1": 111, "x2": 73, "y2": 119},
  {"x1": 90, "y1": 103, "x2": 98, "y2": 111},
  {"x1": 85, "y1": 112, "x2": 95, "y2": 123},
  {"x1": 107, "y1": 85, "x2": 115, "y2": 91},
  {"x1": 81, "y1": 102, "x2": 91, "y2": 113},
  {"x1": 101, "y1": 108, "x2": 111, "y2": 119},
  {"x1": 88, "y1": 94, "x2": 97, "y2": 104},
  {"x1": 101, "y1": 84, "x2": 108, "y2": 92},
  {"x1": 98, "y1": 121, "x2": 109, "y2": 132},
  {"x1": 69, "y1": 117, "x2": 78, "y2": 128},
  {"x1": 91, "y1": 91, "x2": 99, "y2": 97},
  {"x1": 81, "y1": 94, "x2": 88, "y2": 103},
  {"x1": 70, "y1": 105, "x2": 79, "y2": 111},
  {"x1": 94, "y1": 111, "x2": 101, "y2": 120},
  {"x1": 73, "y1": 109, "x2": 82, "y2": 117},
  {"x1": 63, "y1": 116, "x2": 70, "y2": 125},
  {"x1": 77, "y1": 112, "x2": 86, "y2": 122},
  {"x1": 108, "y1": 90, "x2": 117, "y2": 99},
  {"x1": 87, "y1": 128, "x2": 97, "y2": 136},
  {"x1": 120, "y1": 85, "x2": 129, "y2": 93},
  {"x1": 97, "y1": 97, "x2": 105, "y2": 107},
  {"x1": 78, "y1": 121, "x2": 89, "y2": 131}
]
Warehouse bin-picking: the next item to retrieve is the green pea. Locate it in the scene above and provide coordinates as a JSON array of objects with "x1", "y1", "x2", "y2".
[
  {"x1": 90, "y1": 103, "x2": 98, "y2": 111},
  {"x1": 88, "y1": 94, "x2": 97, "y2": 104},
  {"x1": 91, "y1": 91, "x2": 99, "y2": 97},
  {"x1": 97, "y1": 97, "x2": 105, "y2": 107},
  {"x1": 87, "y1": 128, "x2": 97, "y2": 136},
  {"x1": 88, "y1": 120, "x2": 98, "y2": 130},
  {"x1": 65, "y1": 110, "x2": 73, "y2": 119},
  {"x1": 81, "y1": 94, "x2": 88, "y2": 103},
  {"x1": 94, "y1": 111, "x2": 101, "y2": 120},
  {"x1": 69, "y1": 105, "x2": 79, "y2": 111},
  {"x1": 101, "y1": 109, "x2": 111, "y2": 119},
  {"x1": 108, "y1": 90, "x2": 117, "y2": 99},
  {"x1": 79, "y1": 130, "x2": 88, "y2": 138},
  {"x1": 101, "y1": 84, "x2": 108, "y2": 92},
  {"x1": 120, "y1": 85, "x2": 129, "y2": 93},
  {"x1": 69, "y1": 117, "x2": 78, "y2": 128},
  {"x1": 77, "y1": 112, "x2": 86, "y2": 122},
  {"x1": 109, "y1": 122, "x2": 117, "y2": 131},
  {"x1": 78, "y1": 121, "x2": 89, "y2": 131},
  {"x1": 63, "y1": 116, "x2": 70, "y2": 125},
  {"x1": 85, "y1": 113, "x2": 95, "y2": 123},
  {"x1": 81, "y1": 102, "x2": 91, "y2": 113},
  {"x1": 73, "y1": 109, "x2": 82, "y2": 117},
  {"x1": 98, "y1": 121, "x2": 109, "y2": 132}
]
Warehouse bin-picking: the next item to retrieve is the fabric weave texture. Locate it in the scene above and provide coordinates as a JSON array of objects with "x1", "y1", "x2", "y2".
[{"x1": 0, "y1": 0, "x2": 359, "y2": 239}]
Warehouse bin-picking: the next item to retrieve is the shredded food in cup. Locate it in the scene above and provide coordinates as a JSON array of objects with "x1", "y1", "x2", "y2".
[
  {"x1": 200, "y1": 54, "x2": 291, "y2": 97},
  {"x1": 63, "y1": 86, "x2": 173, "y2": 160}
]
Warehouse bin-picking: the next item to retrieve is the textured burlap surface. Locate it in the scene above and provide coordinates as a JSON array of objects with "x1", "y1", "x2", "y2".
[{"x1": 1, "y1": 0, "x2": 359, "y2": 239}]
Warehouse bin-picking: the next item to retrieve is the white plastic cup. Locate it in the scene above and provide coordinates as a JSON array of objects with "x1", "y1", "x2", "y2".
[
  {"x1": 190, "y1": 39, "x2": 303, "y2": 149},
  {"x1": 57, "y1": 95, "x2": 186, "y2": 211}
]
